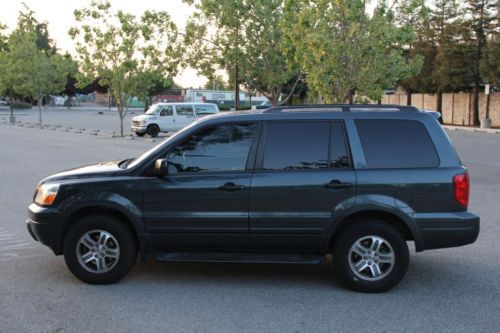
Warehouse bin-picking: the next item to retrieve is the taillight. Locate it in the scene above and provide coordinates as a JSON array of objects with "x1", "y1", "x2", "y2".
[{"x1": 453, "y1": 173, "x2": 469, "y2": 208}]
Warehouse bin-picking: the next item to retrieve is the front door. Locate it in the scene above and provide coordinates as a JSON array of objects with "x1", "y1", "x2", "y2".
[
  {"x1": 143, "y1": 122, "x2": 259, "y2": 251},
  {"x1": 249, "y1": 121, "x2": 356, "y2": 251},
  {"x1": 157, "y1": 105, "x2": 174, "y2": 132}
]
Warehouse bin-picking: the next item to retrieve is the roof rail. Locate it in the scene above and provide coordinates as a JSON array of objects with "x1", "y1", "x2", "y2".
[{"x1": 262, "y1": 104, "x2": 420, "y2": 113}]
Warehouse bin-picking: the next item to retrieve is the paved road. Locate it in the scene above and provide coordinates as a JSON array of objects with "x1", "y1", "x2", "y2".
[
  {"x1": 0, "y1": 106, "x2": 144, "y2": 136},
  {"x1": 0, "y1": 118, "x2": 499, "y2": 332}
]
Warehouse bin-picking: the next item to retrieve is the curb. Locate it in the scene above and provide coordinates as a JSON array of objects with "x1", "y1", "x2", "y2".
[{"x1": 443, "y1": 125, "x2": 500, "y2": 134}]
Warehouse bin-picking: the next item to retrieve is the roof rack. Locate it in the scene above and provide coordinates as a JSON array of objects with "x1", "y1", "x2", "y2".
[{"x1": 262, "y1": 104, "x2": 420, "y2": 113}]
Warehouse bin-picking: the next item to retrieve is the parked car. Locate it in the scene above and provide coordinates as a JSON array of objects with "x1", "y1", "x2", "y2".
[
  {"x1": 27, "y1": 104, "x2": 479, "y2": 292},
  {"x1": 131, "y1": 102, "x2": 219, "y2": 137},
  {"x1": 0, "y1": 99, "x2": 9, "y2": 106}
]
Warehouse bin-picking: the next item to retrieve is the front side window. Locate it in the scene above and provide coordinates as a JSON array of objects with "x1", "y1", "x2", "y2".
[
  {"x1": 167, "y1": 123, "x2": 256, "y2": 173},
  {"x1": 262, "y1": 122, "x2": 330, "y2": 170},
  {"x1": 159, "y1": 105, "x2": 173, "y2": 116},
  {"x1": 176, "y1": 105, "x2": 194, "y2": 116},
  {"x1": 355, "y1": 119, "x2": 439, "y2": 168}
]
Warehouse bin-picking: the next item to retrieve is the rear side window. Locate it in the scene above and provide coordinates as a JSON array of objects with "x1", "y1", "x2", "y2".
[
  {"x1": 263, "y1": 122, "x2": 330, "y2": 170},
  {"x1": 355, "y1": 119, "x2": 439, "y2": 168},
  {"x1": 195, "y1": 104, "x2": 217, "y2": 115},
  {"x1": 331, "y1": 122, "x2": 350, "y2": 168},
  {"x1": 176, "y1": 105, "x2": 194, "y2": 116}
]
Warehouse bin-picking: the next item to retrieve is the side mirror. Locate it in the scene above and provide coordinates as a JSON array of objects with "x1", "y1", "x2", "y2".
[{"x1": 154, "y1": 159, "x2": 167, "y2": 176}]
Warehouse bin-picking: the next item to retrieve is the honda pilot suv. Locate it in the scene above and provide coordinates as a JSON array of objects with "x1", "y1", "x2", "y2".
[{"x1": 27, "y1": 105, "x2": 479, "y2": 292}]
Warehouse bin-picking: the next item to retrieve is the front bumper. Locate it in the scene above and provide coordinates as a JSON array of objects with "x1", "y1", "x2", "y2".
[
  {"x1": 414, "y1": 211, "x2": 480, "y2": 250},
  {"x1": 26, "y1": 203, "x2": 65, "y2": 255},
  {"x1": 131, "y1": 125, "x2": 147, "y2": 133}
]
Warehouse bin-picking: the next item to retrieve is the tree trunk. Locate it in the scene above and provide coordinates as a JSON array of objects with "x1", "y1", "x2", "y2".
[
  {"x1": 348, "y1": 89, "x2": 355, "y2": 104},
  {"x1": 235, "y1": 62, "x2": 240, "y2": 110},
  {"x1": 485, "y1": 90, "x2": 490, "y2": 119},
  {"x1": 118, "y1": 105, "x2": 124, "y2": 137},
  {"x1": 406, "y1": 88, "x2": 412, "y2": 105},
  {"x1": 472, "y1": 80, "x2": 480, "y2": 126},
  {"x1": 38, "y1": 96, "x2": 43, "y2": 127},
  {"x1": 436, "y1": 88, "x2": 443, "y2": 124}
]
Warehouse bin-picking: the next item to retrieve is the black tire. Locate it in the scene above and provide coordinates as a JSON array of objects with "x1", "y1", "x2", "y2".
[
  {"x1": 333, "y1": 220, "x2": 409, "y2": 293},
  {"x1": 135, "y1": 131, "x2": 145, "y2": 137},
  {"x1": 63, "y1": 214, "x2": 137, "y2": 284},
  {"x1": 146, "y1": 124, "x2": 159, "y2": 138}
]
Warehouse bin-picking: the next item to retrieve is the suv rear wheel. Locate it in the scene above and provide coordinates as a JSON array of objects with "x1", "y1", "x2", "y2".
[
  {"x1": 333, "y1": 220, "x2": 409, "y2": 292},
  {"x1": 63, "y1": 214, "x2": 137, "y2": 284}
]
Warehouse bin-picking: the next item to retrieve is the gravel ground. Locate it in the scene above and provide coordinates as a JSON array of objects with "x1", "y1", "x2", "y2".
[{"x1": 0, "y1": 112, "x2": 499, "y2": 333}]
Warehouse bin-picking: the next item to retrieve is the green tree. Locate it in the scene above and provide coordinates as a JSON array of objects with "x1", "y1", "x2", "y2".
[
  {"x1": 125, "y1": 70, "x2": 173, "y2": 110},
  {"x1": 465, "y1": 0, "x2": 496, "y2": 125},
  {"x1": 0, "y1": 23, "x2": 7, "y2": 51},
  {"x1": 204, "y1": 74, "x2": 227, "y2": 90},
  {"x1": 283, "y1": 0, "x2": 423, "y2": 103},
  {"x1": 394, "y1": 0, "x2": 429, "y2": 104},
  {"x1": 0, "y1": 8, "x2": 73, "y2": 126},
  {"x1": 69, "y1": 0, "x2": 181, "y2": 136},
  {"x1": 184, "y1": 0, "x2": 300, "y2": 107}
]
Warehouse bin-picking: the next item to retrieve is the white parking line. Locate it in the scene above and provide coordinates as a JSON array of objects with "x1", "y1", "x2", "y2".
[{"x1": 0, "y1": 227, "x2": 34, "y2": 254}]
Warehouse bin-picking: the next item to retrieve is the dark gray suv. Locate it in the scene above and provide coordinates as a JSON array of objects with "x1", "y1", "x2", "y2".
[{"x1": 27, "y1": 104, "x2": 479, "y2": 292}]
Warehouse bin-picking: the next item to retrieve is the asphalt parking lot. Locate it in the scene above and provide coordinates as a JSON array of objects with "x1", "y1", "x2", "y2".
[{"x1": 0, "y1": 109, "x2": 499, "y2": 332}]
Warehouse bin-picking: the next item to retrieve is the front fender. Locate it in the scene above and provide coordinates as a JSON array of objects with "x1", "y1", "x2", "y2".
[{"x1": 58, "y1": 190, "x2": 147, "y2": 256}]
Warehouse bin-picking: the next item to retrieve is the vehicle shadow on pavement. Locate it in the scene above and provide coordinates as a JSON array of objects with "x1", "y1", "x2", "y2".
[{"x1": 127, "y1": 257, "x2": 343, "y2": 289}]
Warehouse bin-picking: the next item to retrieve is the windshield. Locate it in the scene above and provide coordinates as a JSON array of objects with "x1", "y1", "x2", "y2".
[
  {"x1": 144, "y1": 104, "x2": 162, "y2": 115},
  {"x1": 127, "y1": 120, "x2": 201, "y2": 169}
]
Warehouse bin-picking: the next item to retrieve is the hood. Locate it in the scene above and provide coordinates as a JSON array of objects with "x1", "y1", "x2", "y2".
[
  {"x1": 132, "y1": 114, "x2": 151, "y2": 121},
  {"x1": 40, "y1": 160, "x2": 124, "y2": 184}
]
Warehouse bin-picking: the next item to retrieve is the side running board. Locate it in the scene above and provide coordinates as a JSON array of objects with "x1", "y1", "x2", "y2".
[{"x1": 154, "y1": 252, "x2": 324, "y2": 265}]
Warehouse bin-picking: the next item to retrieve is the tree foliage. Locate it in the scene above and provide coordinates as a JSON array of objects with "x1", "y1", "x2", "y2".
[
  {"x1": 0, "y1": 7, "x2": 73, "y2": 125},
  {"x1": 69, "y1": 0, "x2": 182, "y2": 136},
  {"x1": 184, "y1": 0, "x2": 300, "y2": 106},
  {"x1": 282, "y1": 0, "x2": 423, "y2": 103}
]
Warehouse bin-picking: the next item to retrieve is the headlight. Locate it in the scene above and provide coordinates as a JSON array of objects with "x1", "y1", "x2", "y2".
[
  {"x1": 140, "y1": 120, "x2": 147, "y2": 125},
  {"x1": 34, "y1": 183, "x2": 60, "y2": 206}
]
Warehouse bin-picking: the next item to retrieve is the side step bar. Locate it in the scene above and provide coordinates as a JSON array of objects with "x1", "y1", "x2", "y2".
[{"x1": 154, "y1": 252, "x2": 324, "y2": 265}]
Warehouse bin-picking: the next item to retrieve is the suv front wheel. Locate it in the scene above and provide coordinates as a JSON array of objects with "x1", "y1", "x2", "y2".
[
  {"x1": 334, "y1": 220, "x2": 409, "y2": 293},
  {"x1": 63, "y1": 214, "x2": 137, "y2": 284}
]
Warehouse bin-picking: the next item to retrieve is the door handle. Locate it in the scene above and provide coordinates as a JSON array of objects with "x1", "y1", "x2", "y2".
[
  {"x1": 325, "y1": 180, "x2": 352, "y2": 189},
  {"x1": 219, "y1": 182, "x2": 246, "y2": 192}
]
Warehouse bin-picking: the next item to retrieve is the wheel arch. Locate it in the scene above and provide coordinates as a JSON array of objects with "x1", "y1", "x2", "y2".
[
  {"x1": 328, "y1": 209, "x2": 424, "y2": 252},
  {"x1": 60, "y1": 205, "x2": 147, "y2": 258}
]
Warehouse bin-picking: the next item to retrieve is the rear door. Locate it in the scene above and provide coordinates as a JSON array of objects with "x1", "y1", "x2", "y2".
[
  {"x1": 173, "y1": 104, "x2": 196, "y2": 130},
  {"x1": 249, "y1": 120, "x2": 356, "y2": 251}
]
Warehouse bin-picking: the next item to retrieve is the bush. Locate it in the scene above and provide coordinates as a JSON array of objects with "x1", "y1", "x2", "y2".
[{"x1": 10, "y1": 101, "x2": 32, "y2": 109}]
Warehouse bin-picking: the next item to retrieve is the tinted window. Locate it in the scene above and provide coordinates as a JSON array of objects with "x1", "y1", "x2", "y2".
[
  {"x1": 195, "y1": 104, "x2": 217, "y2": 115},
  {"x1": 168, "y1": 123, "x2": 256, "y2": 173},
  {"x1": 331, "y1": 122, "x2": 350, "y2": 168},
  {"x1": 263, "y1": 122, "x2": 329, "y2": 170},
  {"x1": 355, "y1": 119, "x2": 439, "y2": 168},
  {"x1": 176, "y1": 105, "x2": 194, "y2": 116}
]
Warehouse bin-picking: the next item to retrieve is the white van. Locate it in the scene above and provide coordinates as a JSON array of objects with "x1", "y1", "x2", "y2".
[{"x1": 131, "y1": 102, "x2": 220, "y2": 137}]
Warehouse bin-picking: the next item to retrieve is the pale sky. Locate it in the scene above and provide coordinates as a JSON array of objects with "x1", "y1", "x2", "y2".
[{"x1": 0, "y1": 0, "x2": 207, "y2": 88}]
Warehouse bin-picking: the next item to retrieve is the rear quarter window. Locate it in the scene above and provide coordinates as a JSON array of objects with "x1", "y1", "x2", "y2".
[{"x1": 355, "y1": 119, "x2": 439, "y2": 168}]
